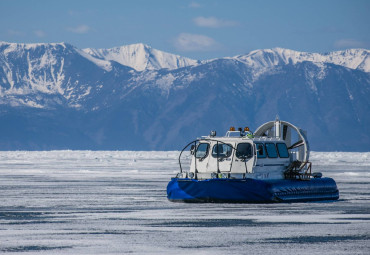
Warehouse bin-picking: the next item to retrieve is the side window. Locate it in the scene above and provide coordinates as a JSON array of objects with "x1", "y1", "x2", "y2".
[
  {"x1": 255, "y1": 143, "x2": 266, "y2": 158},
  {"x1": 196, "y1": 143, "x2": 209, "y2": 158},
  {"x1": 265, "y1": 143, "x2": 278, "y2": 158},
  {"x1": 236, "y1": 143, "x2": 252, "y2": 159},
  {"x1": 212, "y1": 144, "x2": 232, "y2": 158},
  {"x1": 276, "y1": 143, "x2": 289, "y2": 158}
]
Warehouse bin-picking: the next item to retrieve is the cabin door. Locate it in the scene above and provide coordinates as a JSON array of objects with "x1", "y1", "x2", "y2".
[
  {"x1": 193, "y1": 142, "x2": 211, "y2": 173},
  {"x1": 232, "y1": 142, "x2": 255, "y2": 173},
  {"x1": 208, "y1": 142, "x2": 234, "y2": 172}
]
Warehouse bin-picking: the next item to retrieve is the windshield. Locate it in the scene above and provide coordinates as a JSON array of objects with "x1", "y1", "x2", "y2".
[
  {"x1": 212, "y1": 143, "x2": 232, "y2": 158},
  {"x1": 195, "y1": 143, "x2": 209, "y2": 158},
  {"x1": 236, "y1": 143, "x2": 252, "y2": 159}
]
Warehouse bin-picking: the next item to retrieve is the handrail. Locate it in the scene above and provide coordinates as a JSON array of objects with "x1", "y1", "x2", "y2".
[
  {"x1": 178, "y1": 140, "x2": 199, "y2": 173},
  {"x1": 216, "y1": 141, "x2": 219, "y2": 173},
  {"x1": 253, "y1": 143, "x2": 257, "y2": 167}
]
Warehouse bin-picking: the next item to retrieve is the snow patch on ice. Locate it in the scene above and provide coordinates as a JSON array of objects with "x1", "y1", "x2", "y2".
[{"x1": 310, "y1": 151, "x2": 370, "y2": 167}]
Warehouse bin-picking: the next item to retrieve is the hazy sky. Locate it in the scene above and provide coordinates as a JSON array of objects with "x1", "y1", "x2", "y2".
[{"x1": 1, "y1": 0, "x2": 369, "y2": 59}]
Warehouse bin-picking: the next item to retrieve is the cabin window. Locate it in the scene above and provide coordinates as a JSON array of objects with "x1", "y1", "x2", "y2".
[
  {"x1": 276, "y1": 143, "x2": 289, "y2": 158},
  {"x1": 195, "y1": 143, "x2": 209, "y2": 158},
  {"x1": 255, "y1": 143, "x2": 266, "y2": 158},
  {"x1": 212, "y1": 143, "x2": 232, "y2": 158},
  {"x1": 265, "y1": 143, "x2": 278, "y2": 158},
  {"x1": 236, "y1": 143, "x2": 253, "y2": 159}
]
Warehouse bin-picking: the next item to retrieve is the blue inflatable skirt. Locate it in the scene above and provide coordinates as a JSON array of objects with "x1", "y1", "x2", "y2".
[{"x1": 167, "y1": 177, "x2": 339, "y2": 203}]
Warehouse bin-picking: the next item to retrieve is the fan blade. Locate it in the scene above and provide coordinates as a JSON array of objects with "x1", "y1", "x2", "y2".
[
  {"x1": 288, "y1": 140, "x2": 304, "y2": 150},
  {"x1": 283, "y1": 125, "x2": 288, "y2": 140}
]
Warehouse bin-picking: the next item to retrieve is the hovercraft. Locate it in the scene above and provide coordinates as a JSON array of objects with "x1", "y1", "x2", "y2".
[{"x1": 167, "y1": 118, "x2": 339, "y2": 203}]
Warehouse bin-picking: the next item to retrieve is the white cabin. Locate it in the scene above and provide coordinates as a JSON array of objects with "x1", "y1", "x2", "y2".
[{"x1": 179, "y1": 118, "x2": 310, "y2": 180}]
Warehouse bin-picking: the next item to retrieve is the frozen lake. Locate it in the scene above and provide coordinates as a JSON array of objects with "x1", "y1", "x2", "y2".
[{"x1": 0, "y1": 151, "x2": 369, "y2": 254}]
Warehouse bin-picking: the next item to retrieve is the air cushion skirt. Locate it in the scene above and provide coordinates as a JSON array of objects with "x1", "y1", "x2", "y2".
[{"x1": 167, "y1": 177, "x2": 339, "y2": 203}]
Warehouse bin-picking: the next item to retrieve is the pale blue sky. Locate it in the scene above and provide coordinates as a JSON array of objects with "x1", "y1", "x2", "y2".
[{"x1": 1, "y1": 0, "x2": 369, "y2": 59}]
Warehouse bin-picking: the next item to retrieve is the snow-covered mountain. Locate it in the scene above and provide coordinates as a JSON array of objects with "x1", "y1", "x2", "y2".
[
  {"x1": 229, "y1": 47, "x2": 370, "y2": 72},
  {"x1": 83, "y1": 43, "x2": 200, "y2": 71},
  {"x1": 0, "y1": 41, "x2": 369, "y2": 151}
]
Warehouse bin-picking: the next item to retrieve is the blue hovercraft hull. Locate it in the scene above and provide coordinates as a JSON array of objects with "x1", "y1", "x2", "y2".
[{"x1": 167, "y1": 177, "x2": 339, "y2": 203}]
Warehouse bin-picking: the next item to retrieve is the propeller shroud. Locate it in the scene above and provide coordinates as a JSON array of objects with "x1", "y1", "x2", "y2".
[{"x1": 254, "y1": 120, "x2": 310, "y2": 164}]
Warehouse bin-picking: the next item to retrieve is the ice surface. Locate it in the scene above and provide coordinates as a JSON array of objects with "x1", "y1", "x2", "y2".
[{"x1": 0, "y1": 151, "x2": 369, "y2": 254}]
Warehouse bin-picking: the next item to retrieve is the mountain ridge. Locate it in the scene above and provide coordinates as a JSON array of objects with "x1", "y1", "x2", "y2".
[
  {"x1": 0, "y1": 41, "x2": 369, "y2": 151},
  {"x1": 1, "y1": 41, "x2": 369, "y2": 73},
  {"x1": 227, "y1": 47, "x2": 370, "y2": 72},
  {"x1": 82, "y1": 43, "x2": 200, "y2": 71}
]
